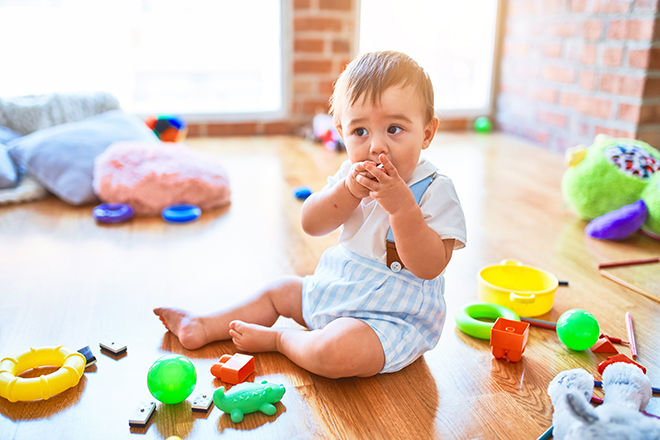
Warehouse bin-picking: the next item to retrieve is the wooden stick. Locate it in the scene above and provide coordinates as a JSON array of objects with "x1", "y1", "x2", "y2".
[
  {"x1": 597, "y1": 257, "x2": 659, "y2": 269},
  {"x1": 626, "y1": 311, "x2": 638, "y2": 360},
  {"x1": 599, "y1": 270, "x2": 660, "y2": 304}
]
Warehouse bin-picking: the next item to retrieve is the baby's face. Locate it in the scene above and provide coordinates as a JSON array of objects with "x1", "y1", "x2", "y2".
[{"x1": 337, "y1": 84, "x2": 435, "y2": 183}]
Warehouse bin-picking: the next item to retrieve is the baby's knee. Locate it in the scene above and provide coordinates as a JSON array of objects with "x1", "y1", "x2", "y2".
[{"x1": 311, "y1": 333, "x2": 382, "y2": 379}]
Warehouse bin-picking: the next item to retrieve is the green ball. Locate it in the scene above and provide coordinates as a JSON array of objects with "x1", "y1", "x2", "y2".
[
  {"x1": 147, "y1": 354, "x2": 197, "y2": 404},
  {"x1": 556, "y1": 309, "x2": 600, "y2": 351},
  {"x1": 474, "y1": 116, "x2": 492, "y2": 133}
]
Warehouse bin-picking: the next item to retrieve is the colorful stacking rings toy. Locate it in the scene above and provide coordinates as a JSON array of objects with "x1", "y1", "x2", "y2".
[
  {"x1": 93, "y1": 203, "x2": 135, "y2": 224},
  {"x1": 161, "y1": 203, "x2": 202, "y2": 223},
  {"x1": 0, "y1": 346, "x2": 86, "y2": 402},
  {"x1": 455, "y1": 303, "x2": 520, "y2": 340}
]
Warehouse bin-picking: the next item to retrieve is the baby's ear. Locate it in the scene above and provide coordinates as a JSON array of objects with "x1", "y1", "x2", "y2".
[{"x1": 422, "y1": 117, "x2": 440, "y2": 149}]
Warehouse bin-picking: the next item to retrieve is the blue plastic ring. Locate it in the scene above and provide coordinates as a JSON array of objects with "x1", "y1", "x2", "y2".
[
  {"x1": 93, "y1": 203, "x2": 134, "y2": 224},
  {"x1": 161, "y1": 203, "x2": 201, "y2": 223}
]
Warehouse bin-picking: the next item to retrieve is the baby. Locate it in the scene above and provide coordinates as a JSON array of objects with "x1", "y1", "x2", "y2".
[{"x1": 154, "y1": 51, "x2": 467, "y2": 378}]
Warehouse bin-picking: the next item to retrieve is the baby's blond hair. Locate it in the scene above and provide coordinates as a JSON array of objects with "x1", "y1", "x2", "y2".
[{"x1": 329, "y1": 51, "x2": 436, "y2": 127}]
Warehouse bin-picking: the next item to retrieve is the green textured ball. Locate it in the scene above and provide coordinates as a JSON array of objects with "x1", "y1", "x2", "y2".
[
  {"x1": 641, "y1": 172, "x2": 660, "y2": 238},
  {"x1": 562, "y1": 138, "x2": 660, "y2": 220},
  {"x1": 556, "y1": 309, "x2": 600, "y2": 351},
  {"x1": 474, "y1": 116, "x2": 492, "y2": 133},
  {"x1": 147, "y1": 354, "x2": 197, "y2": 404}
]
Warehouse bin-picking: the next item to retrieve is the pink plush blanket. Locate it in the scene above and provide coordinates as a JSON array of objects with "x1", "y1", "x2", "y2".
[{"x1": 93, "y1": 141, "x2": 231, "y2": 216}]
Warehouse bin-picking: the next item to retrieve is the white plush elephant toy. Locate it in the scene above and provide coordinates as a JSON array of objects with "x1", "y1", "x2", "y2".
[{"x1": 548, "y1": 363, "x2": 660, "y2": 439}]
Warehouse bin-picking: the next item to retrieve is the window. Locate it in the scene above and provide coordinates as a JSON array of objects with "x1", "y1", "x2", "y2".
[
  {"x1": 0, "y1": 0, "x2": 285, "y2": 120},
  {"x1": 359, "y1": 0, "x2": 500, "y2": 116}
]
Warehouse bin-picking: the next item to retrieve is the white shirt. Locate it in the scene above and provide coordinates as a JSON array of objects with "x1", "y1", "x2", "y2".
[{"x1": 324, "y1": 157, "x2": 467, "y2": 265}]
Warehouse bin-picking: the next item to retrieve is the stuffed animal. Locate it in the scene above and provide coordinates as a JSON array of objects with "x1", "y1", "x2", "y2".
[
  {"x1": 547, "y1": 363, "x2": 660, "y2": 439},
  {"x1": 562, "y1": 135, "x2": 660, "y2": 240}
]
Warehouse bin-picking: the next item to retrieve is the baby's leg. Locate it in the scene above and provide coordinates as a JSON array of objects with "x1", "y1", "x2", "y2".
[
  {"x1": 229, "y1": 317, "x2": 385, "y2": 378},
  {"x1": 154, "y1": 275, "x2": 304, "y2": 349}
]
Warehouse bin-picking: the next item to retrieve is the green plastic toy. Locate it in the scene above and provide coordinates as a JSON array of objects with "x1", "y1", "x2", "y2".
[
  {"x1": 213, "y1": 380, "x2": 286, "y2": 423},
  {"x1": 474, "y1": 116, "x2": 493, "y2": 133},
  {"x1": 147, "y1": 354, "x2": 197, "y2": 404},
  {"x1": 556, "y1": 309, "x2": 600, "y2": 351}
]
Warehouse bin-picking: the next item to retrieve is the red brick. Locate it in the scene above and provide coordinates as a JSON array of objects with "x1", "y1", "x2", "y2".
[
  {"x1": 634, "y1": 0, "x2": 659, "y2": 11},
  {"x1": 302, "y1": 98, "x2": 332, "y2": 114},
  {"x1": 596, "y1": 126, "x2": 636, "y2": 138},
  {"x1": 544, "y1": 66, "x2": 575, "y2": 83},
  {"x1": 319, "y1": 79, "x2": 335, "y2": 95},
  {"x1": 332, "y1": 39, "x2": 351, "y2": 54},
  {"x1": 263, "y1": 121, "x2": 293, "y2": 135},
  {"x1": 603, "y1": 47, "x2": 624, "y2": 67},
  {"x1": 600, "y1": 74, "x2": 645, "y2": 98},
  {"x1": 501, "y1": 82, "x2": 526, "y2": 96},
  {"x1": 293, "y1": 0, "x2": 312, "y2": 9},
  {"x1": 580, "y1": 71, "x2": 597, "y2": 90},
  {"x1": 207, "y1": 123, "x2": 259, "y2": 136},
  {"x1": 509, "y1": 1, "x2": 533, "y2": 15},
  {"x1": 628, "y1": 49, "x2": 650, "y2": 69},
  {"x1": 294, "y1": 59, "x2": 334, "y2": 74},
  {"x1": 619, "y1": 103, "x2": 641, "y2": 123},
  {"x1": 645, "y1": 78, "x2": 660, "y2": 98},
  {"x1": 580, "y1": 45, "x2": 598, "y2": 65},
  {"x1": 320, "y1": 0, "x2": 352, "y2": 10},
  {"x1": 552, "y1": 22, "x2": 578, "y2": 37},
  {"x1": 294, "y1": 38, "x2": 325, "y2": 53},
  {"x1": 437, "y1": 118, "x2": 469, "y2": 131},
  {"x1": 523, "y1": 128, "x2": 549, "y2": 144},
  {"x1": 542, "y1": 44, "x2": 562, "y2": 58},
  {"x1": 538, "y1": 111, "x2": 567, "y2": 127},
  {"x1": 639, "y1": 104, "x2": 660, "y2": 124},
  {"x1": 542, "y1": 0, "x2": 565, "y2": 13},
  {"x1": 294, "y1": 17, "x2": 343, "y2": 32},
  {"x1": 649, "y1": 48, "x2": 660, "y2": 70},
  {"x1": 566, "y1": 96, "x2": 613, "y2": 118},
  {"x1": 186, "y1": 123, "x2": 204, "y2": 137},
  {"x1": 595, "y1": 0, "x2": 632, "y2": 13},
  {"x1": 504, "y1": 42, "x2": 529, "y2": 57},
  {"x1": 607, "y1": 19, "x2": 655, "y2": 41},
  {"x1": 571, "y1": 0, "x2": 588, "y2": 12},
  {"x1": 530, "y1": 87, "x2": 559, "y2": 102},
  {"x1": 582, "y1": 20, "x2": 603, "y2": 40},
  {"x1": 293, "y1": 79, "x2": 313, "y2": 94},
  {"x1": 637, "y1": 127, "x2": 660, "y2": 148},
  {"x1": 560, "y1": 92, "x2": 580, "y2": 107}
]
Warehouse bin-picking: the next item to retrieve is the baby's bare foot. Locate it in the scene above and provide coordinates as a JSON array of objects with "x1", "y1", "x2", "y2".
[
  {"x1": 228, "y1": 320, "x2": 279, "y2": 353},
  {"x1": 153, "y1": 307, "x2": 209, "y2": 350}
]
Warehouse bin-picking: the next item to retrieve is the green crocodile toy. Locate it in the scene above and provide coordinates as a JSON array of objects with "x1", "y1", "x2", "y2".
[{"x1": 213, "y1": 380, "x2": 285, "y2": 423}]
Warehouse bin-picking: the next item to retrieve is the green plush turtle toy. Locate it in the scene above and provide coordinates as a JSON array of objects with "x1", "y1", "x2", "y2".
[{"x1": 562, "y1": 134, "x2": 660, "y2": 241}]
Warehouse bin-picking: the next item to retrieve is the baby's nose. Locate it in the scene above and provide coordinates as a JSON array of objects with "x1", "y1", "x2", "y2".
[{"x1": 369, "y1": 134, "x2": 388, "y2": 155}]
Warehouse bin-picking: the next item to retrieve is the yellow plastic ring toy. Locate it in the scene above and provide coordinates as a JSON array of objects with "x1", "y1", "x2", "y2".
[
  {"x1": 0, "y1": 346, "x2": 86, "y2": 402},
  {"x1": 455, "y1": 303, "x2": 520, "y2": 340}
]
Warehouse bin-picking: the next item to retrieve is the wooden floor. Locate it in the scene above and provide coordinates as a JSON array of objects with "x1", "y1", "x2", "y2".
[{"x1": 1, "y1": 132, "x2": 659, "y2": 440}]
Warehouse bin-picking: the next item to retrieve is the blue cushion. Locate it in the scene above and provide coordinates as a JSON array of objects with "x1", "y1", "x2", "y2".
[
  {"x1": 0, "y1": 142, "x2": 18, "y2": 189},
  {"x1": 8, "y1": 110, "x2": 157, "y2": 205},
  {"x1": 0, "y1": 126, "x2": 21, "y2": 144}
]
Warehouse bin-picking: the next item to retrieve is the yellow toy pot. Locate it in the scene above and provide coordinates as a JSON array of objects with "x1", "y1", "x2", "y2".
[{"x1": 478, "y1": 259, "x2": 558, "y2": 317}]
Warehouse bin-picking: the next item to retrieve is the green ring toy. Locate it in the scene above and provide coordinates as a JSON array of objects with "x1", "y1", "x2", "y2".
[{"x1": 455, "y1": 303, "x2": 520, "y2": 340}]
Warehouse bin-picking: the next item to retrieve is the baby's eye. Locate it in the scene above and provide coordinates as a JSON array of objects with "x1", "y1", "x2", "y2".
[
  {"x1": 388, "y1": 125, "x2": 403, "y2": 134},
  {"x1": 353, "y1": 128, "x2": 368, "y2": 137}
]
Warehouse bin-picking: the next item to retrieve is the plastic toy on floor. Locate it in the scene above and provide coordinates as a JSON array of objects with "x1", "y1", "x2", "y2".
[
  {"x1": 562, "y1": 134, "x2": 660, "y2": 241},
  {"x1": 547, "y1": 363, "x2": 660, "y2": 439},
  {"x1": 312, "y1": 114, "x2": 344, "y2": 151},
  {"x1": 145, "y1": 115, "x2": 187, "y2": 143},
  {"x1": 213, "y1": 380, "x2": 285, "y2": 423}
]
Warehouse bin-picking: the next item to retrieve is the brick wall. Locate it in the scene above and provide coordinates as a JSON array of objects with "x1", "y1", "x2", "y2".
[
  {"x1": 497, "y1": 0, "x2": 660, "y2": 152},
  {"x1": 189, "y1": 0, "x2": 357, "y2": 137}
]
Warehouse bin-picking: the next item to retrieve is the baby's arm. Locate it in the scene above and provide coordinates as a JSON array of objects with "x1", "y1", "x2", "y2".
[
  {"x1": 362, "y1": 155, "x2": 455, "y2": 279},
  {"x1": 300, "y1": 162, "x2": 374, "y2": 236}
]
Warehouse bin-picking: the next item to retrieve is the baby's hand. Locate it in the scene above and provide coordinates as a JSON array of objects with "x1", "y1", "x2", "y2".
[
  {"x1": 345, "y1": 161, "x2": 378, "y2": 199},
  {"x1": 360, "y1": 155, "x2": 415, "y2": 215}
]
